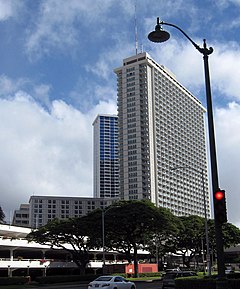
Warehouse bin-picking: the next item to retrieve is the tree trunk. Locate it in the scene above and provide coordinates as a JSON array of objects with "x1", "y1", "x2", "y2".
[
  {"x1": 71, "y1": 252, "x2": 89, "y2": 275},
  {"x1": 133, "y1": 246, "x2": 138, "y2": 278},
  {"x1": 182, "y1": 254, "x2": 190, "y2": 268}
]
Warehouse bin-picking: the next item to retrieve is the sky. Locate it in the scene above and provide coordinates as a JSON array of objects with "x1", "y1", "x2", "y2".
[{"x1": 0, "y1": 0, "x2": 240, "y2": 227}]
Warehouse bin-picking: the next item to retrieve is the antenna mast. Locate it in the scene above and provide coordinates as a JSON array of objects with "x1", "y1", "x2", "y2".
[{"x1": 134, "y1": 0, "x2": 138, "y2": 55}]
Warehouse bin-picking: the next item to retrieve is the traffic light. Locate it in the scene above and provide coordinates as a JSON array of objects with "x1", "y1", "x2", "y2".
[{"x1": 214, "y1": 189, "x2": 227, "y2": 224}]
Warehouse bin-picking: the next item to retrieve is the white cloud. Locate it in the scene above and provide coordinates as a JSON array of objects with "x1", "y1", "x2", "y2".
[
  {"x1": 215, "y1": 102, "x2": 240, "y2": 227},
  {"x1": 147, "y1": 38, "x2": 204, "y2": 90},
  {"x1": 147, "y1": 37, "x2": 240, "y2": 227},
  {"x1": 0, "y1": 75, "x2": 53, "y2": 109},
  {"x1": 0, "y1": 0, "x2": 21, "y2": 21},
  {"x1": 147, "y1": 38, "x2": 240, "y2": 102},
  {"x1": 215, "y1": 0, "x2": 240, "y2": 8},
  {"x1": 1, "y1": 0, "x2": 240, "y2": 229},
  {"x1": 33, "y1": 84, "x2": 52, "y2": 109},
  {"x1": 0, "y1": 89, "x2": 116, "y2": 220},
  {"x1": 211, "y1": 42, "x2": 240, "y2": 100},
  {"x1": 84, "y1": 42, "x2": 134, "y2": 81},
  {"x1": 0, "y1": 1, "x2": 12, "y2": 21},
  {"x1": 25, "y1": 0, "x2": 134, "y2": 59},
  {"x1": 0, "y1": 75, "x2": 28, "y2": 96}
]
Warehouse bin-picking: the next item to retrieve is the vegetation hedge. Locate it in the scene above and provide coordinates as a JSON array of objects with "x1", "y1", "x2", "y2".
[
  {"x1": 35, "y1": 274, "x2": 100, "y2": 284},
  {"x1": 36, "y1": 272, "x2": 162, "y2": 284},
  {"x1": 139, "y1": 272, "x2": 161, "y2": 277},
  {"x1": 115, "y1": 272, "x2": 162, "y2": 278},
  {"x1": 176, "y1": 277, "x2": 215, "y2": 289},
  {"x1": 175, "y1": 276, "x2": 240, "y2": 289},
  {"x1": 229, "y1": 279, "x2": 240, "y2": 289},
  {"x1": 0, "y1": 277, "x2": 29, "y2": 286},
  {"x1": 227, "y1": 272, "x2": 240, "y2": 279}
]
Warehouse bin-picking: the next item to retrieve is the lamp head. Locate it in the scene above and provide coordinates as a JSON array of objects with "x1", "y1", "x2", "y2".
[{"x1": 148, "y1": 18, "x2": 170, "y2": 43}]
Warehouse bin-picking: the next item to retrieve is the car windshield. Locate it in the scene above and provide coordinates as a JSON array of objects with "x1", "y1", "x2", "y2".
[{"x1": 95, "y1": 277, "x2": 112, "y2": 281}]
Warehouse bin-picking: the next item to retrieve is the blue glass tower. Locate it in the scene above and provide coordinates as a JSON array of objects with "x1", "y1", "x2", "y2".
[{"x1": 93, "y1": 115, "x2": 119, "y2": 198}]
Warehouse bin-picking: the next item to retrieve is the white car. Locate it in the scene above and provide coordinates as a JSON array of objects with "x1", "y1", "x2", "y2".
[{"x1": 88, "y1": 275, "x2": 136, "y2": 289}]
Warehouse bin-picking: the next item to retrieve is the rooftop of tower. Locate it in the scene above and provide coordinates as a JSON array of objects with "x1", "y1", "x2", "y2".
[{"x1": 114, "y1": 51, "x2": 205, "y2": 110}]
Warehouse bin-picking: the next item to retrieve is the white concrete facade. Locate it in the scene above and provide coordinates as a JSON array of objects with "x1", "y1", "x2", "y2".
[
  {"x1": 12, "y1": 204, "x2": 30, "y2": 228},
  {"x1": 0, "y1": 224, "x2": 139, "y2": 275},
  {"x1": 28, "y1": 196, "x2": 118, "y2": 228},
  {"x1": 115, "y1": 52, "x2": 210, "y2": 218}
]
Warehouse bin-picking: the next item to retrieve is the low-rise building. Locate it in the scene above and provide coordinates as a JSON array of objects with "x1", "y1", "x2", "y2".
[
  {"x1": 0, "y1": 224, "x2": 148, "y2": 277},
  {"x1": 12, "y1": 204, "x2": 30, "y2": 228},
  {"x1": 12, "y1": 195, "x2": 119, "y2": 228}
]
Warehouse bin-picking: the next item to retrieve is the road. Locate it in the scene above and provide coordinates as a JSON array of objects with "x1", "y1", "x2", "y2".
[{"x1": 29, "y1": 280, "x2": 163, "y2": 289}]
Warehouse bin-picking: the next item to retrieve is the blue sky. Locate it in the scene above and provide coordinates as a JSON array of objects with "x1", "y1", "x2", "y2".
[{"x1": 0, "y1": 0, "x2": 240, "y2": 227}]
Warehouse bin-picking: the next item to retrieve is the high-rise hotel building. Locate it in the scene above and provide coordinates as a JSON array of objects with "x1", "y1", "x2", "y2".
[
  {"x1": 93, "y1": 114, "x2": 119, "y2": 198},
  {"x1": 114, "y1": 52, "x2": 210, "y2": 218}
]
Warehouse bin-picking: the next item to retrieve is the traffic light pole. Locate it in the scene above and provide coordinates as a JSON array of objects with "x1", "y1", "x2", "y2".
[
  {"x1": 148, "y1": 20, "x2": 228, "y2": 287},
  {"x1": 202, "y1": 41, "x2": 226, "y2": 283}
]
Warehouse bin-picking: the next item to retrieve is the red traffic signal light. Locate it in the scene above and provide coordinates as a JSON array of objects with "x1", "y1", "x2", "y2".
[
  {"x1": 214, "y1": 189, "x2": 227, "y2": 224},
  {"x1": 215, "y1": 191, "x2": 225, "y2": 200}
]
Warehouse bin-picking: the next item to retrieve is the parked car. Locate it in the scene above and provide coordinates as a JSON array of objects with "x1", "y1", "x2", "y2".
[
  {"x1": 164, "y1": 268, "x2": 181, "y2": 273},
  {"x1": 88, "y1": 275, "x2": 136, "y2": 289},
  {"x1": 162, "y1": 271, "x2": 197, "y2": 289},
  {"x1": 225, "y1": 269, "x2": 234, "y2": 274}
]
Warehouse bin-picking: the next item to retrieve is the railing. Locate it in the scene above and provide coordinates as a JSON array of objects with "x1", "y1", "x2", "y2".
[
  {"x1": 0, "y1": 258, "x2": 129, "y2": 269},
  {"x1": 0, "y1": 259, "x2": 51, "y2": 269}
]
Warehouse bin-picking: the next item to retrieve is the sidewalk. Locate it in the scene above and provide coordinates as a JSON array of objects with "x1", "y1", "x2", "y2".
[
  {"x1": 2, "y1": 280, "x2": 88, "y2": 289},
  {"x1": 26, "y1": 279, "x2": 162, "y2": 289},
  {"x1": 32, "y1": 280, "x2": 88, "y2": 288},
  {"x1": 4, "y1": 279, "x2": 163, "y2": 289}
]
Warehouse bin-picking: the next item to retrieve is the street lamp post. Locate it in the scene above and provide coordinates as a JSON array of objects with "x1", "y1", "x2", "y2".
[
  {"x1": 102, "y1": 209, "x2": 106, "y2": 271},
  {"x1": 171, "y1": 166, "x2": 211, "y2": 275},
  {"x1": 44, "y1": 264, "x2": 47, "y2": 277},
  {"x1": 102, "y1": 206, "x2": 116, "y2": 273},
  {"x1": 7, "y1": 265, "x2": 12, "y2": 277},
  {"x1": 148, "y1": 17, "x2": 227, "y2": 284}
]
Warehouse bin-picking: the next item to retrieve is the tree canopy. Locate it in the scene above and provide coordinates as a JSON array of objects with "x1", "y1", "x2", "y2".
[
  {"x1": 0, "y1": 206, "x2": 5, "y2": 224},
  {"x1": 26, "y1": 215, "x2": 99, "y2": 274},
  {"x1": 167, "y1": 215, "x2": 205, "y2": 268},
  {"x1": 26, "y1": 200, "x2": 240, "y2": 275},
  {"x1": 165, "y1": 216, "x2": 240, "y2": 268},
  {"x1": 208, "y1": 219, "x2": 240, "y2": 253},
  {"x1": 99, "y1": 200, "x2": 179, "y2": 277}
]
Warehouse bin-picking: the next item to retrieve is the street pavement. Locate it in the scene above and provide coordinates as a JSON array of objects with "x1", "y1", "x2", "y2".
[{"x1": 27, "y1": 279, "x2": 163, "y2": 289}]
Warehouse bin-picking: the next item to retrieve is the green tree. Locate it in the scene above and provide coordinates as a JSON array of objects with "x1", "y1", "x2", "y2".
[
  {"x1": 222, "y1": 222, "x2": 240, "y2": 246},
  {"x1": 26, "y1": 215, "x2": 99, "y2": 274},
  {"x1": 145, "y1": 207, "x2": 181, "y2": 264},
  {"x1": 169, "y1": 215, "x2": 205, "y2": 268},
  {"x1": 101, "y1": 200, "x2": 177, "y2": 277},
  {"x1": 0, "y1": 206, "x2": 5, "y2": 224},
  {"x1": 208, "y1": 220, "x2": 240, "y2": 255}
]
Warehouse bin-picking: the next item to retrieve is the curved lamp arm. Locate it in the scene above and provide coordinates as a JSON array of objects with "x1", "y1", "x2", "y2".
[{"x1": 157, "y1": 17, "x2": 213, "y2": 56}]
